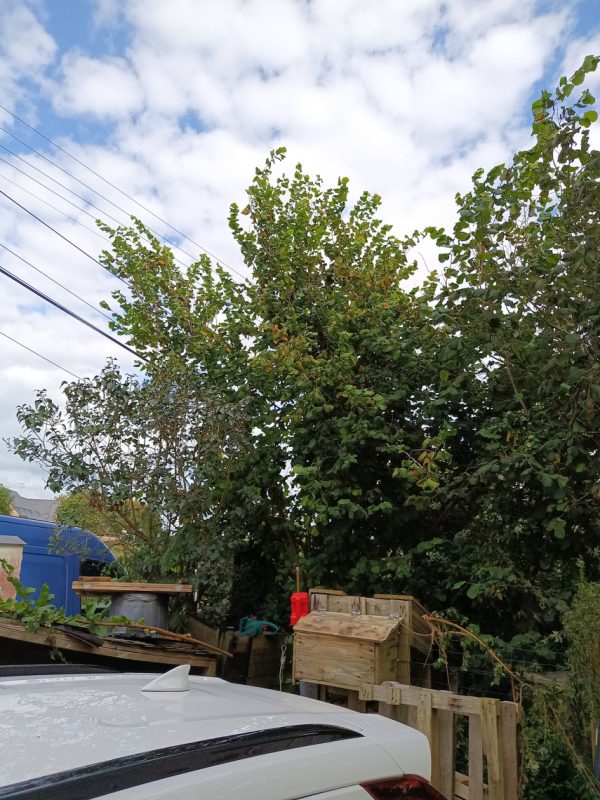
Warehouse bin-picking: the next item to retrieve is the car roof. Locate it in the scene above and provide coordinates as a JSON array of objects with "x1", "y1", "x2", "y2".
[{"x1": 0, "y1": 671, "x2": 430, "y2": 794}]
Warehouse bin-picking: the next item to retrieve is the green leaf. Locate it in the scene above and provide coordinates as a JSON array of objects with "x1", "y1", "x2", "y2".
[{"x1": 548, "y1": 518, "x2": 566, "y2": 539}]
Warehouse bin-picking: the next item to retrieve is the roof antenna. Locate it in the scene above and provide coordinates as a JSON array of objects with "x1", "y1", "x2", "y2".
[{"x1": 141, "y1": 664, "x2": 191, "y2": 692}]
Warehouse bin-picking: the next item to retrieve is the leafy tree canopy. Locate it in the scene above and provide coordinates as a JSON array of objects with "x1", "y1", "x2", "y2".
[{"x1": 10, "y1": 58, "x2": 600, "y2": 647}]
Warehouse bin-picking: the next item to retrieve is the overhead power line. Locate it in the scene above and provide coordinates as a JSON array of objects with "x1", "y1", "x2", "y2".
[
  {"x1": 0, "y1": 169, "x2": 108, "y2": 242},
  {"x1": 0, "y1": 241, "x2": 111, "y2": 321},
  {"x1": 0, "y1": 188, "x2": 127, "y2": 285},
  {"x1": 0, "y1": 136, "x2": 132, "y2": 230},
  {"x1": 0, "y1": 142, "x2": 118, "y2": 227},
  {"x1": 0, "y1": 264, "x2": 145, "y2": 362},
  {"x1": 0, "y1": 137, "x2": 222, "y2": 275},
  {"x1": 0, "y1": 106, "x2": 247, "y2": 280},
  {"x1": 0, "y1": 329, "x2": 82, "y2": 380}
]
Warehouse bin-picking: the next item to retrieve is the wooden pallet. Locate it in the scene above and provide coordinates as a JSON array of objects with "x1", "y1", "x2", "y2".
[{"x1": 359, "y1": 682, "x2": 521, "y2": 800}]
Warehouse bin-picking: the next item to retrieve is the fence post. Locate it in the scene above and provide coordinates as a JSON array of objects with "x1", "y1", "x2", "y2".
[
  {"x1": 416, "y1": 687, "x2": 433, "y2": 744},
  {"x1": 468, "y1": 713, "x2": 484, "y2": 800},
  {"x1": 501, "y1": 702, "x2": 519, "y2": 800},
  {"x1": 434, "y1": 709, "x2": 456, "y2": 799},
  {"x1": 481, "y1": 698, "x2": 505, "y2": 800}
]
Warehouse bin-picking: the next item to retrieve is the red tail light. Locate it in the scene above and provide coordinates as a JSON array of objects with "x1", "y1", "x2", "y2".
[{"x1": 361, "y1": 775, "x2": 448, "y2": 799}]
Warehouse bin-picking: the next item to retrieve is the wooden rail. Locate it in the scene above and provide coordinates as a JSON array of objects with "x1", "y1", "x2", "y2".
[{"x1": 359, "y1": 682, "x2": 521, "y2": 800}]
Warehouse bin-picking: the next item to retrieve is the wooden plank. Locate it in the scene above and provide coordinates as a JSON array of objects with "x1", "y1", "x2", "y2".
[
  {"x1": 406, "y1": 704, "x2": 417, "y2": 729},
  {"x1": 359, "y1": 682, "x2": 484, "y2": 715},
  {"x1": 328, "y1": 595, "x2": 355, "y2": 614},
  {"x1": 468, "y1": 713, "x2": 484, "y2": 800},
  {"x1": 187, "y1": 617, "x2": 220, "y2": 649},
  {"x1": 397, "y1": 635, "x2": 411, "y2": 683},
  {"x1": 309, "y1": 588, "x2": 346, "y2": 598},
  {"x1": 293, "y1": 612, "x2": 400, "y2": 641},
  {"x1": 347, "y1": 689, "x2": 367, "y2": 713},
  {"x1": 294, "y1": 659, "x2": 374, "y2": 690},
  {"x1": 365, "y1": 597, "x2": 393, "y2": 616},
  {"x1": 416, "y1": 688, "x2": 433, "y2": 745},
  {"x1": 294, "y1": 632, "x2": 375, "y2": 690},
  {"x1": 295, "y1": 634, "x2": 375, "y2": 664},
  {"x1": 72, "y1": 580, "x2": 192, "y2": 594},
  {"x1": 373, "y1": 593, "x2": 416, "y2": 601},
  {"x1": 501, "y1": 702, "x2": 519, "y2": 800},
  {"x1": 480, "y1": 698, "x2": 505, "y2": 800},
  {"x1": 0, "y1": 617, "x2": 216, "y2": 672},
  {"x1": 454, "y1": 771, "x2": 470, "y2": 800},
  {"x1": 434, "y1": 708, "x2": 456, "y2": 800},
  {"x1": 309, "y1": 593, "x2": 329, "y2": 612},
  {"x1": 375, "y1": 639, "x2": 403, "y2": 684}
]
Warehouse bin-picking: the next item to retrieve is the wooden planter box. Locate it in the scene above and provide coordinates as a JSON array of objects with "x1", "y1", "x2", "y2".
[{"x1": 293, "y1": 591, "x2": 432, "y2": 691}]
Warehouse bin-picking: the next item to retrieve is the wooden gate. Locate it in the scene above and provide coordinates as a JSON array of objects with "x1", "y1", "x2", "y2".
[{"x1": 359, "y1": 682, "x2": 521, "y2": 800}]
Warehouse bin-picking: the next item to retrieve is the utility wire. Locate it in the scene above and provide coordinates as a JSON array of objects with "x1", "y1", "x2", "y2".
[
  {"x1": 0, "y1": 329, "x2": 82, "y2": 380},
  {"x1": 0, "y1": 144, "x2": 115, "y2": 228},
  {"x1": 0, "y1": 108, "x2": 247, "y2": 280},
  {"x1": 0, "y1": 188, "x2": 127, "y2": 285},
  {"x1": 0, "y1": 121, "x2": 206, "y2": 266},
  {"x1": 0, "y1": 139, "x2": 212, "y2": 273},
  {"x1": 0, "y1": 137, "x2": 132, "y2": 230},
  {"x1": 0, "y1": 264, "x2": 145, "y2": 362},
  {"x1": 0, "y1": 241, "x2": 112, "y2": 321},
  {"x1": 0, "y1": 124, "x2": 136, "y2": 227},
  {"x1": 0, "y1": 169, "x2": 108, "y2": 242}
]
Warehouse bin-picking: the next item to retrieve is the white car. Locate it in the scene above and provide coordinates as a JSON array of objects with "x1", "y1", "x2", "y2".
[{"x1": 0, "y1": 664, "x2": 445, "y2": 799}]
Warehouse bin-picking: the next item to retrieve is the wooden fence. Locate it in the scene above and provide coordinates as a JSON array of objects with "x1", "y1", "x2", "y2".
[{"x1": 357, "y1": 682, "x2": 521, "y2": 800}]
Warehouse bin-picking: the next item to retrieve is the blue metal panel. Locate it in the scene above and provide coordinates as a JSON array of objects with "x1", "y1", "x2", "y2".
[{"x1": 0, "y1": 515, "x2": 115, "y2": 615}]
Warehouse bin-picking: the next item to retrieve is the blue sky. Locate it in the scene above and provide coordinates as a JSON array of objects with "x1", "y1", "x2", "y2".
[{"x1": 0, "y1": 0, "x2": 599, "y2": 496}]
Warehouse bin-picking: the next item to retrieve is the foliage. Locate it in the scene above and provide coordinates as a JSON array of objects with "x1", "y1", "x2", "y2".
[
  {"x1": 0, "y1": 484, "x2": 12, "y2": 515},
  {"x1": 562, "y1": 581, "x2": 600, "y2": 767},
  {"x1": 8, "y1": 59, "x2": 600, "y2": 649},
  {"x1": 403, "y1": 55, "x2": 600, "y2": 643},
  {"x1": 521, "y1": 687, "x2": 598, "y2": 800},
  {"x1": 0, "y1": 557, "x2": 130, "y2": 635},
  {"x1": 11, "y1": 360, "x2": 254, "y2": 623},
  {"x1": 227, "y1": 150, "x2": 444, "y2": 595},
  {"x1": 56, "y1": 491, "x2": 127, "y2": 544}
]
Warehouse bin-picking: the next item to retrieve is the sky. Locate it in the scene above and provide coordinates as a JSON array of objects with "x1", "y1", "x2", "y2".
[{"x1": 0, "y1": 0, "x2": 599, "y2": 499}]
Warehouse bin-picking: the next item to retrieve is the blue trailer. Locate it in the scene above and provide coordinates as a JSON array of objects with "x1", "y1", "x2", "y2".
[{"x1": 0, "y1": 515, "x2": 116, "y2": 615}]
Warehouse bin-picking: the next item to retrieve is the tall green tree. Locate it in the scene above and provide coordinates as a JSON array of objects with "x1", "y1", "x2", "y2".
[
  {"x1": 12, "y1": 360, "x2": 253, "y2": 622},
  {"x1": 411, "y1": 56, "x2": 600, "y2": 644},
  {"x1": 227, "y1": 153, "x2": 444, "y2": 591}
]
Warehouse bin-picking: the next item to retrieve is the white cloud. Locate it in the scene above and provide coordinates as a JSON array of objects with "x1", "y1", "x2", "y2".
[
  {"x1": 0, "y1": 0, "x2": 56, "y2": 123},
  {"x1": 52, "y1": 52, "x2": 144, "y2": 120}
]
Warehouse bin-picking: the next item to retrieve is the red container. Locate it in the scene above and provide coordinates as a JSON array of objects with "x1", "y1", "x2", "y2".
[{"x1": 290, "y1": 591, "x2": 309, "y2": 627}]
